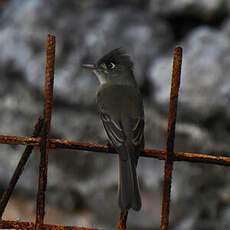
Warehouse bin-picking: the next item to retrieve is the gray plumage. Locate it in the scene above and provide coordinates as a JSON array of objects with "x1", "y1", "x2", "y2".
[
  {"x1": 81, "y1": 48, "x2": 144, "y2": 211},
  {"x1": 97, "y1": 85, "x2": 144, "y2": 211}
]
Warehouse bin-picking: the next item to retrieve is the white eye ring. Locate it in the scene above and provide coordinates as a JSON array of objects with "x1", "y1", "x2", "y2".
[
  {"x1": 110, "y1": 62, "x2": 116, "y2": 69},
  {"x1": 106, "y1": 62, "x2": 116, "y2": 69}
]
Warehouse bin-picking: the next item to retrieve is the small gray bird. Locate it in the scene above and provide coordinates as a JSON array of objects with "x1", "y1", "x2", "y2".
[{"x1": 81, "y1": 48, "x2": 144, "y2": 211}]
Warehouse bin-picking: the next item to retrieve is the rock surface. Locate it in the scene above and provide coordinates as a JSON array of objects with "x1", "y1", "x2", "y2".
[{"x1": 0, "y1": 0, "x2": 230, "y2": 229}]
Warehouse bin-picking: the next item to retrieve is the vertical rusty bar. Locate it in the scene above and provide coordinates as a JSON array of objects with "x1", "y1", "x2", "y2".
[
  {"x1": 0, "y1": 118, "x2": 43, "y2": 219},
  {"x1": 160, "y1": 46, "x2": 182, "y2": 230},
  {"x1": 35, "y1": 34, "x2": 55, "y2": 230},
  {"x1": 116, "y1": 211, "x2": 128, "y2": 230}
]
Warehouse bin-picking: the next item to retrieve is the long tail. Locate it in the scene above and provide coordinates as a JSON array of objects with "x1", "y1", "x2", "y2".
[{"x1": 118, "y1": 154, "x2": 141, "y2": 211}]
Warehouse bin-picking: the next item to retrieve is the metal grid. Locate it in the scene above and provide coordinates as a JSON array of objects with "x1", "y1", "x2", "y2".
[{"x1": 0, "y1": 34, "x2": 229, "y2": 230}]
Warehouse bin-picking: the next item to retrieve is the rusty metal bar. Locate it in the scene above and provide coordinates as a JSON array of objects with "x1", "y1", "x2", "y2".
[
  {"x1": 0, "y1": 135, "x2": 230, "y2": 166},
  {"x1": 35, "y1": 34, "x2": 55, "y2": 229},
  {"x1": 116, "y1": 211, "x2": 128, "y2": 230},
  {"x1": 0, "y1": 118, "x2": 43, "y2": 219},
  {"x1": 0, "y1": 37, "x2": 229, "y2": 230},
  {"x1": 0, "y1": 135, "x2": 40, "y2": 146},
  {"x1": 0, "y1": 220, "x2": 98, "y2": 230},
  {"x1": 160, "y1": 46, "x2": 182, "y2": 230}
]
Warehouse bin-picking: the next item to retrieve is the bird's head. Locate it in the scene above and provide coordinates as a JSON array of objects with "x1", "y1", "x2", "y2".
[{"x1": 81, "y1": 48, "x2": 135, "y2": 85}]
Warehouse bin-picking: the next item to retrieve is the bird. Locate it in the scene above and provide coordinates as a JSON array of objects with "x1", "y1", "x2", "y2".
[{"x1": 81, "y1": 48, "x2": 144, "y2": 211}]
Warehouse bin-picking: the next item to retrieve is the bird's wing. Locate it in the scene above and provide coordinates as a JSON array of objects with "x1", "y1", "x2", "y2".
[
  {"x1": 131, "y1": 117, "x2": 144, "y2": 148},
  {"x1": 100, "y1": 112, "x2": 125, "y2": 146},
  {"x1": 100, "y1": 112, "x2": 144, "y2": 161}
]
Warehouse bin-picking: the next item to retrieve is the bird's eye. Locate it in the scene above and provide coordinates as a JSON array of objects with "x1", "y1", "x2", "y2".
[{"x1": 106, "y1": 62, "x2": 116, "y2": 70}]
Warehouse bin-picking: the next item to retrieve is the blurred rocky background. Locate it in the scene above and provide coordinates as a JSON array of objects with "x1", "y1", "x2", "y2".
[{"x1": 1, "y1": 0, "x2": 230, "y2": 229}]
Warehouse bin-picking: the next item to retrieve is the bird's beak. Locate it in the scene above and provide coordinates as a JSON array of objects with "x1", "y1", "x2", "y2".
[{"x1": 81, "y1": 64, "x2": 98, "y2": 70}]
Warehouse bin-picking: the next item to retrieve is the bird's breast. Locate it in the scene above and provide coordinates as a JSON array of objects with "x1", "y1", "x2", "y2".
[{"x1": 96, "y1": 84, "x2": 143, "y2": 120}]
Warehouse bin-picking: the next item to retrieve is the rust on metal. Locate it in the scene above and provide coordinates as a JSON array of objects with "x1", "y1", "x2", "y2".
[
  {"x1": 0, "y1": 135, "x2": 230, "y2": 166},
  {"x1": 160, "y1": 46, "x2": 182, "y2": 230},
  {"x1": 35, "y1": 34, "x2": 56, "y2": 230},
  {"x1": 0, "y1": 118, "x2": 43, "y2": 219},
  {"x1": 0, "y1": 220, "x2": 98, "y2": 230},
  {"x1": 116, "y1": 211, "x2": 128, "y2": 230},
  {"x1": 0, "y1": 38, "x2": 230, "y2": 230},
  {"x1": 0, "y1": 135, "x2": 40, "y2": 146}
]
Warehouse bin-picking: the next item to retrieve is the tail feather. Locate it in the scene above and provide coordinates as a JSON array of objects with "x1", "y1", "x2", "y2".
[{"x1": 118, "y1": 155, "x2": 141, "y2": 211}]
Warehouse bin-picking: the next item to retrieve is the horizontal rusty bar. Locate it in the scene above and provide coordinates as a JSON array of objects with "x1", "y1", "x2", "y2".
[
  {"x1": 0, "y1": 134, "x2": 230, "y2": 166},
  {"x1": 0, "y1": 135, "x2": 39, "y2": 146},
  {"x1": 0, "y1": 220, "x2": 98, "y2": 230}
]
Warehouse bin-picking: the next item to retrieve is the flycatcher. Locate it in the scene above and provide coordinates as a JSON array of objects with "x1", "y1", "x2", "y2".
[{"x1": 81, "y1": 48, "x2": 144, "y2": 211}]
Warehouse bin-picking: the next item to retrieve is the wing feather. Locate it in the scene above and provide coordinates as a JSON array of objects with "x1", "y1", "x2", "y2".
[
  {"x1": 132, "y1": 118, "x2": 144, "y2": 146},
  {"x1": 100, "y1": 113, "x2": 125, "y2": 146},
  {"x1": 100, "y1": 112, "x2": 144, "y2": 158}
]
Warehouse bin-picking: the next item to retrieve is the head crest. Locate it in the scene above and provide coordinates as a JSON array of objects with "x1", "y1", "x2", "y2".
[{"x1": 97, "y1": 48, "x2": 133, "y2": 69}]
